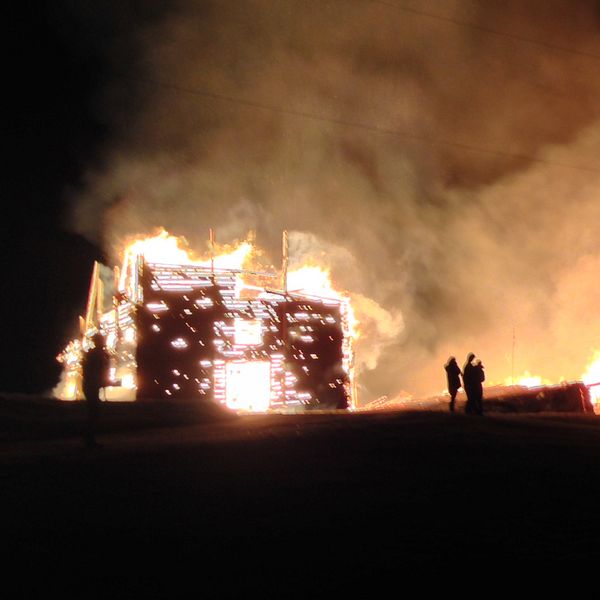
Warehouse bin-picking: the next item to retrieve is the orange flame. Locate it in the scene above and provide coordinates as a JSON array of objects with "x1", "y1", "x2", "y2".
[
  {"x1": 287, "y1": 264, "x2": 358, "y2": 338},
  {"x1": 120, "y1": 228, "x2": 252, "y2": 275},
  {"x1": 111, "y1": 229, "x2": 357, "y2": 410},
  {"x1": 504, "y1": 371, "x2": 554, "y2": 388},
  {"x1": 121, "y1": 230, "x2": 357, "y2": 334},
  {"x1": 582, "y1": 350, "x2": 600, "y2": 404},
  {"x1": 118, "y1": 228, "x2": 254, "y2": 298},
  {"x1": 287, "y1": 265, "x2": 341, "y2": 299}
]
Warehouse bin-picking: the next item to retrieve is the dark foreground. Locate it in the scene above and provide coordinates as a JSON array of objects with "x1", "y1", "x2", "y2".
[{"x1": 3, "y1": 397, "x2": 600, "y2": 592}]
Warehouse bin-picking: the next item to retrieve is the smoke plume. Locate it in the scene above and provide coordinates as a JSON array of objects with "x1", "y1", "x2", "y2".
[{"x1": 67, "y1": 0, "x2": 600, "y2": 401}]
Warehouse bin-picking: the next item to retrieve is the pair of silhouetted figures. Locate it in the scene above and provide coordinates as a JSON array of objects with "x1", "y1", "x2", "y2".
[
  {"x1": 444, "y1": 353, "x2": 485, "y2": 415},
  {"x1": 81, "y1": 332, "x2": 110, "y2": 448}
]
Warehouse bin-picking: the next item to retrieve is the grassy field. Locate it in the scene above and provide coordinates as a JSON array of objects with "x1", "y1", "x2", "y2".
[{"x1": 3, "y1": 395, "x2": 600, "y2": 592}]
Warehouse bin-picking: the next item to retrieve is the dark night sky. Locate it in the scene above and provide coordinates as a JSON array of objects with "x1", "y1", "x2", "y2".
[
  {"x1": 5, "y1": 4, "x2": 110, "y2": 392},
  {"x1": 4, "y1": 1, "x2": 600, "y2": 398},
  {"x1": 4, "y1": 2, "x2": 176, "y2": 392}
]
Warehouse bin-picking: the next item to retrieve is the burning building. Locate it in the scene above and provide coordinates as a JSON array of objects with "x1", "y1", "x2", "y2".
[{"x1": 57, "y1": 231, "x2": 355, "y2": 411}]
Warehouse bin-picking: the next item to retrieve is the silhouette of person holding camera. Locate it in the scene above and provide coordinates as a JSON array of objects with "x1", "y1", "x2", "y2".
[{"x1": 463, "y1": 353, "x2": 485, "y2": 415}]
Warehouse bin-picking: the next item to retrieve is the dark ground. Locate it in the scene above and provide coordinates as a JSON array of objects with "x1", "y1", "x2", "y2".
[{"x1": 3, "y1": 396, "x2": 600, "y2": 593}]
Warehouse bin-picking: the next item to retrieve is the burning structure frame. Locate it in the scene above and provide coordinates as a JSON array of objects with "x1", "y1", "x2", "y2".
[{"x1": 58, "y1": 234, "x2": 356, "y2": 411}]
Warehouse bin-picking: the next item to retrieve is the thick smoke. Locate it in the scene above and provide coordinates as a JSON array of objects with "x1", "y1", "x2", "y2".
[{"x1": 68, "y1": 0, "x2": 600, "y2": 401}]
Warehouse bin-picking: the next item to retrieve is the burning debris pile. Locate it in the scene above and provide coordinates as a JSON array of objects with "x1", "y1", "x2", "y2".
[
  {"x1": 477, "y1": 381, "x2": 595, "y2": 414},
  {"x1": 57, "y1": 230, "x2": 355, "y2": 411},
  {"x1": 498, "y1": 357, "x2": 600, "y2": 413}
]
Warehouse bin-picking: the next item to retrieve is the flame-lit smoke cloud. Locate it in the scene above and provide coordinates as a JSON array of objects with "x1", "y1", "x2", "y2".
[
  {"x1": 286, "y1": 230, "x2": 405, "y2": 380},
  {"x1": 68, "y1": 0, "x2": 600, "y2": 400}
]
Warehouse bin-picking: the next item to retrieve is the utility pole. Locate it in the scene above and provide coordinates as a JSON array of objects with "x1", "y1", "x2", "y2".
[
  {"x1": 281, "y1": 230, "x2": 288, "y2": 293},
  {"x1": 209, "y1": 228, "x2": 215, "y2": 275},
  {"x1": 280, "y1": 230, "x2": 289, "y2": 406},
  {"x1": 84, "y1": 261, "x2": 100, "y2": 333},
  {"x1": 511, "y1": 325, "x2": 516, "y2": 385}
]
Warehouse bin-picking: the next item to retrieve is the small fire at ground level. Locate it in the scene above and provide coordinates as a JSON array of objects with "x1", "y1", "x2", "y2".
[{"x1": 501, "y1": 353, "x2": 600, "y2": 411}]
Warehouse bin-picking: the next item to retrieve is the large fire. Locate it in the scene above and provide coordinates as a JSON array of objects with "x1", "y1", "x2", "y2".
[
  {"x1": 57, "y1": 229, "x2": 357, "y2": 412},
  {"x1": 56, "y1": 229, "x2": 599, "y2": 412}
]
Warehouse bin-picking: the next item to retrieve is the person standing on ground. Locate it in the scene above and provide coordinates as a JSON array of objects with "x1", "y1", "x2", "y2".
[
  {"x1": 463, "y1": 353, "x2": 486, "y2": 415},
  {"x1": 444, "y1": 356, "x2": 462, "y2": 412},
  {"x1": 471, "y1": 358, "x2": 485, "y2": 415},
  {"x1": 463, "y1": 352, "x2": 476, "y2": 414},
  {"x1": 81, "y1": 332, "x2": 110, "y2": 448}
]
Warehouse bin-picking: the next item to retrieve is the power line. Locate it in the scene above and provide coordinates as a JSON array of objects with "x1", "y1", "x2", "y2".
[
  {"x1": 365, "y1": 0, "x2": 600, "y2": 62},
  {"x1": 122, "y1": 74, "x2": 600, "y2": 175}
]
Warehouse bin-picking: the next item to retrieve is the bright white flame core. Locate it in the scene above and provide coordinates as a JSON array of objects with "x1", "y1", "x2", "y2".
[
  {"x1": 121, "y1": 373, "x2": 136, "y2": 389},
  {"x1": 287, "y1": 266, "x2": 340, "y2": 299},
  {"x1": 225, "y1": 361, "x2": 271, "y2": 411},
  {"x1": 234, "y1": 319, "x2": 263, "y2": 346}
]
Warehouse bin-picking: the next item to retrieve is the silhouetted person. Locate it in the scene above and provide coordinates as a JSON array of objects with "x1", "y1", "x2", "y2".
[
  {"x1": 81, "y1": 332, "x2": 110, "y2": 448},
  {"x1": 464, "y1": 354, "x2": 485, "y2": 415},
  {"x1": 472, "y1": 358, "x2": 485, "y2": 414},
  {"x1": 444, "y1": 356, "x2": 462, "y2": 412},
  {"x1": 462, "y1": 352, "x2": 476, "y2": 414}
]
